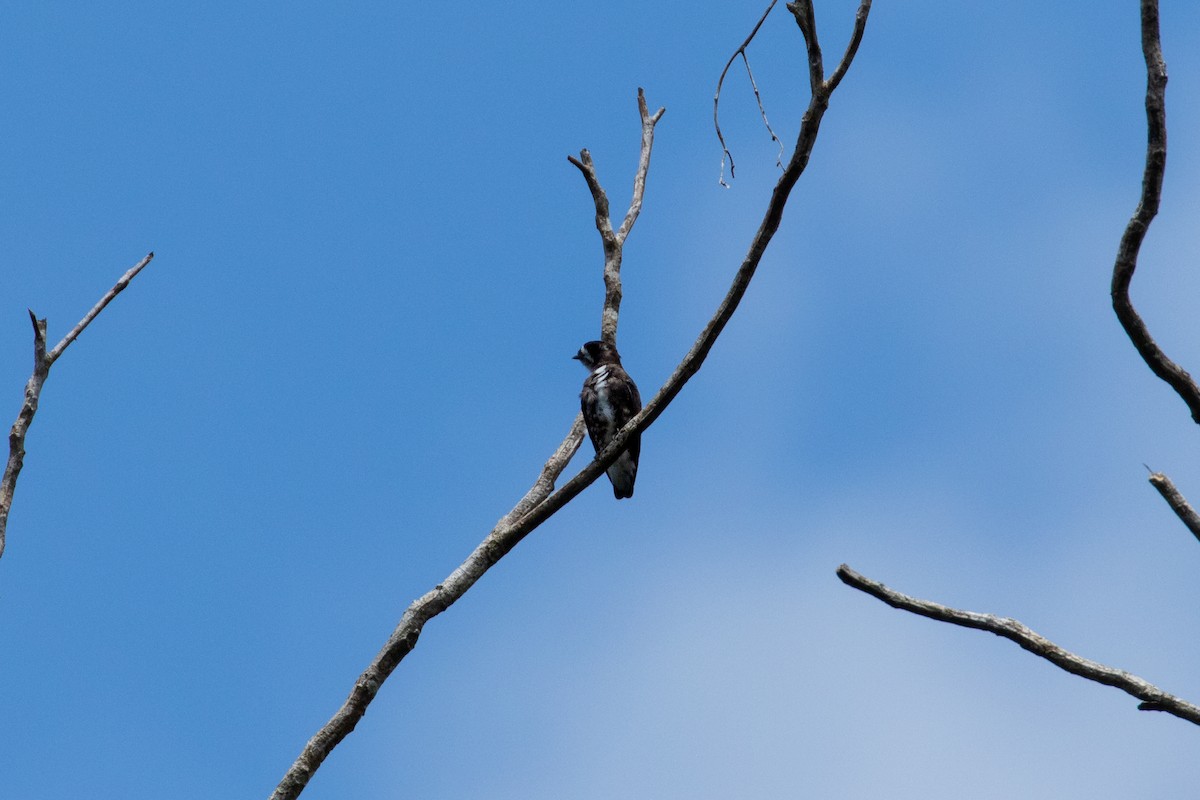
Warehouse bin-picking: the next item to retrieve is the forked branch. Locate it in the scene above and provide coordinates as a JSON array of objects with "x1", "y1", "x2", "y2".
[
  {"x1": 714, "y1": 0, "x2": 782, "y2": 186},
  {"x1": 271, "y1": 4, "x2": 873, "y2": 796},
  {"x1": 838, "y1": 564, "x2": 1200, "y2": 725},
  {"x1": 568, "y1": 87, "x2": 665, "y2": 346},
  {"x1": 0, "y1": 252, "x2": 155, "y2": 560}
]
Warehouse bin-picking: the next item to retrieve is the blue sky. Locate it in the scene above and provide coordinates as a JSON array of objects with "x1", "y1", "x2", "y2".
[{"x1": 3, "y1": 1, "x2": 1200, "y2": 797}]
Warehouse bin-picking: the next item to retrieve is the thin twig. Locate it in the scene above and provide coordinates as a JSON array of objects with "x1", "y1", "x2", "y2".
[
  {"x1": 824, "y1": 0, "x2": 872, "y2": 95},
  {"x1": 616, "y1": 88, "x2": 666, "y2": 244},
  {"x1": 714, "y1": 0, "x2": 779, "y2": 186},
  {"x1": 47, "y1": 252, "x2": 155, "y2": 366},
  {"x1": 1146, "y1": 469, "x2": 1200, "y2": 543},
  {"x1": 271, "y1": 6, "x2": 874, "y2": 794},
  {"x1": 1110, "y1": 0, "x2": 1200, "y2": 423},
  {"x1": 0, "y1": 252, "x2": 156, "y2": 560},
  {"x1": 740, "y1": 54, "x2": 785, "y2": 170},
  {"x1": 838, "y1": 564, "x2": 1200, "y2": 725}
]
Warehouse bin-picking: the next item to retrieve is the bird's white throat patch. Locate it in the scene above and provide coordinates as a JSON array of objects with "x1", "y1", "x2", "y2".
[{"x1": 591, "y1": 365, "x2": 615, "y2": 421}]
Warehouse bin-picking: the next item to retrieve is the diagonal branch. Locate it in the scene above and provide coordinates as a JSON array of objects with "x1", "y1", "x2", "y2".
[
  {"x1": 0, "y1": 252, "x2": 155, "y2": 561},
  {"x1": 1110, "y1": 0, "x2": 1200, "y2": 424},
  {"x1": 838, "y1": 564, "x2": 1200, "y2": 725},
  {"x1": 824, "y1": 0, "x2": 872, "y2": 94},
  {"x1": 271, "y1": 6, "x2": 873, "y2": 796},
  {"x1": 47, "y1": 252, "x2": 155, "y2": 366},
  {"x1": 568, "y1": 88, "x2": 665, "y2": 347},
  {"x1": 616, "y1": 88, "x2": 667, "y2": 244},
  {"x1": 1147, "y1": 469, "x2": 1200, "y2": 544}
]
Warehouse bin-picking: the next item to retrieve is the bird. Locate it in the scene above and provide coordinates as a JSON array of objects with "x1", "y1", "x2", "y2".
[{"x1": 573, "y1": 340, "x2": 643, "y2": 499}]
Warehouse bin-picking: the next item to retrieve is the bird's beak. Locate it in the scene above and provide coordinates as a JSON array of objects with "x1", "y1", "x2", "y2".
[{"x1": 571, "y1": 351, "x2": 583, "y2": 361}]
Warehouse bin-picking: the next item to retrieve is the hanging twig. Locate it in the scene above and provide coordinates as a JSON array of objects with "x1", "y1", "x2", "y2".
[
  {"x1": 714, "y1": 0, "x2": 780, "y2": 186},
  {"x1": 1110, "y1": 0, "x2": 1200, "y2": 423}
]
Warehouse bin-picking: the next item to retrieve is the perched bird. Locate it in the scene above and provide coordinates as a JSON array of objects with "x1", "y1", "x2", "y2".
[{"x1": 573, "y1": 340, "x2": 643, "y2": 499}]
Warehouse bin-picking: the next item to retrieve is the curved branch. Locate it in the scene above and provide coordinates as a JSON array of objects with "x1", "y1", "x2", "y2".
[
  {"x1": 1110, "y1": 0, "x2": 1200, "y2": 423},
  {"x1": 271, "y1": 7, "x2": 873, "y2": 795},
  {"x1": 824, "y1": 0, "x2": 871, "y2": 95},
  {"x1": 838, "y1": 564, "x2": 1200, "y2": 725},
  {"x1": 0, "y1": 252, "x2": 155, "y2": 560}
]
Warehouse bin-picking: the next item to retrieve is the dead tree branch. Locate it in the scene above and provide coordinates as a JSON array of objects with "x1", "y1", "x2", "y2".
[
  {"x1": 568, "y1": 88, "x2": 665, "y2": 347},
  {"x1": 0, "y1": 252, "x2": 155, "y2": 560},
  {"x1": 271, "y1": 6, "x2": 872, "y2": 795},
  {"x1": 834, "y1": 0, "x2": 1200, "y2": 734},
  {"x1": 1111, "y1": 0, "x2": 1200, "y2": 423},
  {"x1": 1147, "y1": 469, "x2": 1200, "y2": 544},
  {"x1": 838, "y1": 564, "x2": 1200, "y2": 725},
  {"x1": 714, "y1": 0, "x2": 781, "y2": 186}
]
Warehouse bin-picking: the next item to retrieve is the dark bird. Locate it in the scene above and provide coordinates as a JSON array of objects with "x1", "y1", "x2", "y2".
[{"x1": 573, "y1": 340, "x2": 643, "y2": 499}]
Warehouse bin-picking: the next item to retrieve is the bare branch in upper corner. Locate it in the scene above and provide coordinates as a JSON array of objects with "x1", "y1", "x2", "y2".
[
  {"x1": 0, "y1": 252, "x2": 156, "y2": 561},
  {"x1": 1111, "y1": 0, "x2": 1200, "y2": 424},
  {"x1": 838, "y1": 564, "x2": 1200, "y2": 726},
  {"x1": 714, "y1": 0, "x2": 780, "y2": 186},
  {"x1": 1147, "y1": 469, "x2": 1200, "y2": 543}
]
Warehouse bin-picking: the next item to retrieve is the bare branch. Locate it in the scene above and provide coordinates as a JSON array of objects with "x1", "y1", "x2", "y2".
[
  {"x1": 1110, "y1": 0, "x2": 1200, "y2": 423},
  {"x1": 740, "y1": 54, "x2": 785, "y2": 171},
  {"x1": 567, "y1": 149, "x2": 615, "y2": 248},
  {"x1": 787, "y1": 0, "x2": 824, "y2": 93},
  {"x1": 46, "y1": 252, "x2": 155, "y2": 366},
  {"x1": 824, "y1": 0, "x2": 872, "y2": 95},
  {"x1": 1147, "y1": 469, "x2": 1200, "y2": 543},
  {"x1": 838, "y1": 564, "x2": 1200, "y2": 726},
  {"x1": 0, "y1": 252, "x2": 155, "y2": 561},
  {"x1": 272, "y1": 7, "x2": 873, "y2": 795},
  {"x1": 269, "y1": 414, "x2": 586, "y2": 800},
  {"x1": 615, "y1": 88, "x2": 666, "y2": 244},
  {"x1": 714, "y1": 0, "x2": 779, "y2": 186},
  {"x1": 569, "y1": 89, "x2": 665, "y2": 347}
]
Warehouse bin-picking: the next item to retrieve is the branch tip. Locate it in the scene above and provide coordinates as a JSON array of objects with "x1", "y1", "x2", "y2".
[{"x1": 839, "y1": 564, "x2": 1200, "y2": 726}]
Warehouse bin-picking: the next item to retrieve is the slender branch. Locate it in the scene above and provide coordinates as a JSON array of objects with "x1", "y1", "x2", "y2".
[
  {"x1": 616, "y1": 88, "x2": 666, "y2": 244},
  {"x1": 714, "y1": 0, "x2": 779, "y2": 186},
  {"x1": 566, "y1": 149, "x2": 615, "y2": 248},
  {"x1": 0, "y1": 252, "x2": 155, "y2": 561},
  {"x1": 1111, "y1": 0, "x2": 1200, "y2": 423},
  {"x1": 740, "y1": 54, "x2": 785, "y2": 171},
  {"x1": 1147, "y1": 469, "x2": 1200, "y2": 543},
  {"x1": 47, "y1": 252, "x2": 155, "y2": 366},
  {"x1": 569, "y1": 88, "x2": 665, "y2": 347},
  {"x1": 824, "y1": 0, "x2": 872, "y2": 95},
  {"x1": 271, "y1": 6, "x2": 873, "y2": 795},
  {"x1": 838, "y1": 565, "x2": 1200, "y2": 725}
]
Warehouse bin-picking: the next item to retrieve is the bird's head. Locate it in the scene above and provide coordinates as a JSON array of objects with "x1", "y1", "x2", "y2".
[{"x1": 573, "y1": 340, "x2": 621, "y2": 370}]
